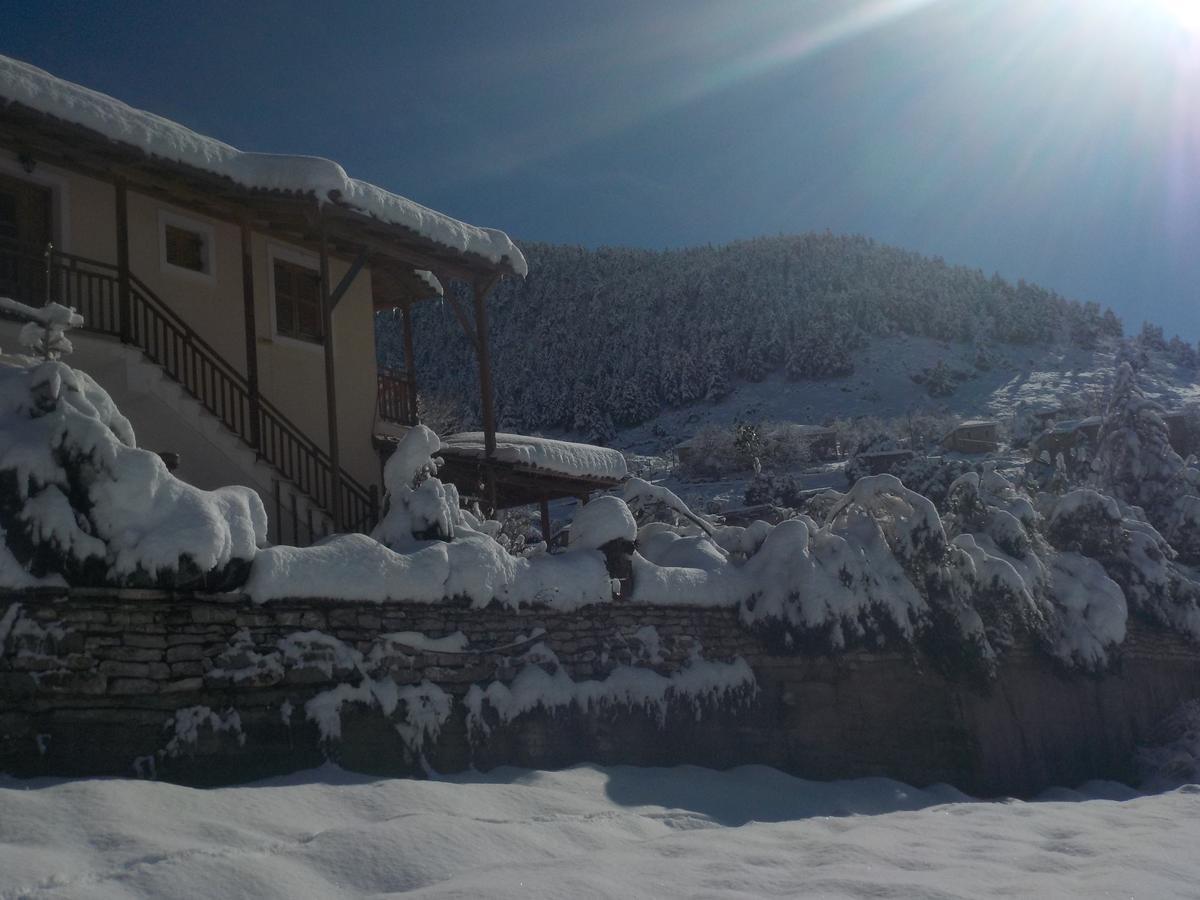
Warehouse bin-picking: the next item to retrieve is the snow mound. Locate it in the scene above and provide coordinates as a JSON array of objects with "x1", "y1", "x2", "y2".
[
  {"x1": 0, "y1": 54, "x2": 526, "y2": 276},
  {"x1": 2, "y1": 764, "x2": 1198, "y2": 900},
  {"x1": 0, "y1": 354, "x2": 266, "y2": 589},
  {"x1": 568, "y1": 496, "x2": 637, "y2": 549},
  {"x1": 249, "y1": 427, "x2": 613, "y2": 608}
]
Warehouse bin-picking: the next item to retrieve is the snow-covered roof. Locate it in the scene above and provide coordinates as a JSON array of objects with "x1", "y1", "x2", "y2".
[
  {"x1": 440, "y1": 432, "x2": 628, "y2": 482},
  {"x1": 0, "y1": 54, "x2": 527, "y2": 277},
  {"x1": 415, "y1": 270, "x2": 444, "y2": 297}
]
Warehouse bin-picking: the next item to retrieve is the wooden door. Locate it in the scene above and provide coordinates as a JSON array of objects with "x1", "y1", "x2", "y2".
[{"x1": 0, "y1": 173, "x2": 52, "y2": 304}]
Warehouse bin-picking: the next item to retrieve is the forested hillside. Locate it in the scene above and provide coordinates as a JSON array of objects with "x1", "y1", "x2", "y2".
[{"x1": 378, "y1": 234, "x2": 1147, "y2": 440}]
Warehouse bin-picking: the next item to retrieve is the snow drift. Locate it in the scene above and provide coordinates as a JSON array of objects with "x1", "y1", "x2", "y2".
[{"x1": 0, "y1": 350, "x2": 265, "y2": 589}]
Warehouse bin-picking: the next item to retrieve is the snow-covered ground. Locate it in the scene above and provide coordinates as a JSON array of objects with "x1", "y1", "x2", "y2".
[
  {"x1": 614, "y1": 334, "x2": 1200, "y2": 458},
  {"x1": 1, "y1": 764, "x2": 1197, "y2": 899}
]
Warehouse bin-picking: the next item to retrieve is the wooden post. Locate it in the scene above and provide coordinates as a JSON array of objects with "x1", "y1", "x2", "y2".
[
  {"x1": 540, "y1": 498, "x2": 552, "y2": 547},
  {"x1": 240, "y1": 217, "x2": 262, "y2": 450},
  {"x1": 473, "y1": 278, "x2": 497, "y2": 456},
  {"x1": 114, "y1": 177, "x2": 131, "y2": 343},
  {"x1": 401, "y1": 301, "x2": 418, "y2": 425},
  {"x1": 318, "y1": 220, "x2": 342, "y2": 529}
]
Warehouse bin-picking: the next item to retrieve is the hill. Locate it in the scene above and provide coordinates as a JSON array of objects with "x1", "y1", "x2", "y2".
[{"x1": 377, "y1": 234, "x2": 1197, "y2": 444}]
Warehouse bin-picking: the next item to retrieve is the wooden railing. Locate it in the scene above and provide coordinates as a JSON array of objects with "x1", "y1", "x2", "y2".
[
  {"x1": 0, "y1": 237, "x2": 379, "y2": 538},
  {"x1": 377, "y1": 366, "x2": 417, "y2": 425}
]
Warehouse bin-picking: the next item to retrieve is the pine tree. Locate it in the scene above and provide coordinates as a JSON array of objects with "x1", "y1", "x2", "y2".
[{"x1": 1091, "y1": 363, "x2": 1186, "y2": 524}]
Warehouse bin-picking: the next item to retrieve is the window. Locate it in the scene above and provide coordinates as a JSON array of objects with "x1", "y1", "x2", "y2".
[
  {"x1": 273, "y1": 258, "x2": 323, "y2": 343},
  {"x1": 164, "y1": 223, "x2": 206, "y2": 272},
  {"x1": 158, "y1": 210, "x2": 214, "y2": 279}
]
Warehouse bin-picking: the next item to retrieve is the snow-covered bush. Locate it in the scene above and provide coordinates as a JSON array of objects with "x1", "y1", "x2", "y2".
[
  {"x1": 844, "y1": 432, "x2": 904, "y2": 483},
  {"x1": 248, "y1": 426, "x2": 615, "y2": 608},
  {"x1": 677, "y1": 421, "x2": 812, "y2": 479},
  {"x1": 0, "y1": 298, "x2": 83, "y2": 360},
  {"x1": 0, "y1": 353, "x2": 266, "y2": 589}
]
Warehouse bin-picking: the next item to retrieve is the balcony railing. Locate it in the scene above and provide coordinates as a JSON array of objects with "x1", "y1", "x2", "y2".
[
  {"x1": 377, "y1": 366, "x2": 417, "y2": 426},
  {"x1": 0, "y1": 236, "x2": 379, "y2": 539}
]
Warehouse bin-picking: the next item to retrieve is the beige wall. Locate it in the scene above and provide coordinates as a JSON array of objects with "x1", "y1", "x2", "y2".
[{"x1": 2, "y1": 149, "x2": 382, "y2": 496}]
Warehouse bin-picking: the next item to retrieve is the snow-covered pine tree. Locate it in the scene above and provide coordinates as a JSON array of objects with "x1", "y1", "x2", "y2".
[{"x1": 1091, "y1": 362, "x2": 1188, "y2": 527}]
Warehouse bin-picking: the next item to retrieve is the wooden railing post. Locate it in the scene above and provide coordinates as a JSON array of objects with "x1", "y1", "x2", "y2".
[
  {"x1": 473, "y1": 277, "x2": 497, "y2": 456},
  {"x1": 43, "y1": 241, "x2": 53, "y2": 306},
  {"x1": 401, "y1": 301, "x2": 418, "y2": 424},
  {"x1": 114, "y1": 177, "x2": 131, "y2": 344}
]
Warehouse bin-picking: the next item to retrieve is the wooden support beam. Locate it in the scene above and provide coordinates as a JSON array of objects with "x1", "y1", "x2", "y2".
[
  {"x1": 327, "y1": 246, "x2": 369, "y2": 311},
  {"x1": 473, "y1": 277, "x2": 498, "y2": 457},
  {"x1": 401, "y1": 301, "x2": 419, "y2": 425},
  {"x1": 441, "y1": 283, "x2": 478, "y2": 351},
  {"x1": 540, "y1": 499, "x2": 552, "y2": 547},
  {"x1": 114, "y1": 177, "x2": 131, "y2": 343},
  {"x1": 318, "y1": 219, "x2": 343, "y2": 528},
  {"x1": 240, "y1": 217, "x2": 262, "y2": 450}
]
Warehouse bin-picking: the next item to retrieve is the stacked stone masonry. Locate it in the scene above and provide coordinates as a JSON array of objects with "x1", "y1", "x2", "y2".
[{"x1": 2, "y1": 588, "x2": 1199, "y2": 796}]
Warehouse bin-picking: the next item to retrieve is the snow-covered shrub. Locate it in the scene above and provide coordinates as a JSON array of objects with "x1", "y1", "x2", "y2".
[
  {"x1": 0, "y1": 298, "x2": 83, "y2": 360},
  {"x1": 894, "y1": 455, "x2": 977, "y2": 510},
  {"x1": 844, "y1": 432, "x2": 904, "y2": 483},
  {"x1": 911, "y1": 360, "x2": 967, "y2": 398},
  {"x1": 743, "y1": 472, "x2": 805, "y2": 508},
  {"x1": 0, "y1": 354, "x2": 266, "y2": 589},
  {"x1": 568, "y1": 496, "x2": 637, "y2": 550},
  {"x1": 249, "y1": 426, "x2": 616, "y2": 608},
  {"x1": 678, "y1": 421, "x2": 812, "y2": 480}
]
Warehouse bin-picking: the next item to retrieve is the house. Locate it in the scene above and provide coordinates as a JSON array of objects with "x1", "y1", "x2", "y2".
[
  {"x1": 851, "y1": 448, "x2": 914, "y2": 475},
  {"x1": 0, "y1": 54, "x2": 621, "y2": 546},
  {"x1": 941, "y1": 420, "x2": 1000, "y2": 455},
  {"x1": 1031, "y1": 416, "x2": 1102, "y2": 460}
]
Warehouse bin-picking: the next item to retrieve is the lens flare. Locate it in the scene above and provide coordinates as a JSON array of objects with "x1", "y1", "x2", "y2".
[{"x1": 1146, "y1": 0, "x2": 1200, "y2": 34}]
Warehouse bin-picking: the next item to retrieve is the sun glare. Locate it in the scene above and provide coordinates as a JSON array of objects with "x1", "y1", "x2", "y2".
[{"x1": 1146, "y1": 0, "x2": 1200, "y2": 34}]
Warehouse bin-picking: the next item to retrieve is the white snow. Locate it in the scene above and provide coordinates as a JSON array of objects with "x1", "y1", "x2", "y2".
[
  {"x1": 0, "y1": 54, "x2": 527, "y2": 277},
  {"x1": 249, "y1": 427, "x2": 614, "y2": 608},
  {"x1": 464, "y1": 643, "x2": 755, "y2": 736},
  {"x1": 414, "y1": 270, "x2": 444, "y2": 297},
  {"x1": 441, "y1": 431, "x2": 628, "y2": 480},
  {"x1": 2, "y1": 763, "x2": 1199, "y2": 899},
  {"x1": 567, "y1": 495, "x2": 637, "y2": 549},
  {"x1": 0, "y1": 355, "x2": 265, "y2": 585},
  {"x1": 381, "y1": 631, "x2": 470, "y2": 653}
]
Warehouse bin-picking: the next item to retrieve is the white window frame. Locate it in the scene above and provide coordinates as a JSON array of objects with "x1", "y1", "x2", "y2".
[
  {"x1": 267, "y1": 241, "x2": 326, "y2": 353},
  {"x1": 158, "y1": 208, "x2": 216, "y2": 282}
]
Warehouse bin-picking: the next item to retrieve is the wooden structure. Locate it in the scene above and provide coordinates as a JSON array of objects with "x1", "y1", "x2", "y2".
[
  {"x1": 1031, "y1": 416, "x2": 1102, "y2": 460},
  {"x1": 942, "y1": 420, "x2": 1001, "y2": 455}
]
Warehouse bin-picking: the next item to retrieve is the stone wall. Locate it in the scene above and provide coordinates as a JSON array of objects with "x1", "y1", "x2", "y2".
[{"x1": 2, "y1": 588, "x2": 1199, "y2": 796}]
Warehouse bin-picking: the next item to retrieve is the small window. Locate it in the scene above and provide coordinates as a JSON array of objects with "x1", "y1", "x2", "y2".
[
  {"x1": 164, "y1": 223, "x2": 207, "y2": 272},
  {"x1": 273, "y1": 258, "x2": 323, "y2": 343},
  {"x1": 158, "y1": 210, "x2": 214, "y2": 279}
]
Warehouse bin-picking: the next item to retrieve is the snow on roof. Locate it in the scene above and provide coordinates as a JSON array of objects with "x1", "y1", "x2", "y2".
[
  {"x1": 0, "y1": 54, "x2": 527, "y2": 277},
  {"x1": 415, "y1": 270, "x2": 444, "y2": 297},
  {"x1": 440, "y1": 432, "x2": 628, "y2": 482}
]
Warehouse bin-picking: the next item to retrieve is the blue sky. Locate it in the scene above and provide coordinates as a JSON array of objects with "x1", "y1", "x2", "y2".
[{"x1": 3, "y1": 0, "x2": 1198, "y2": 338}]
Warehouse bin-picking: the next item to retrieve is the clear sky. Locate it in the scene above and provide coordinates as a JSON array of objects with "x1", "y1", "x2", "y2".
[{"x1": 2, "y1": 0, "x2": 1198, "y2": 338}]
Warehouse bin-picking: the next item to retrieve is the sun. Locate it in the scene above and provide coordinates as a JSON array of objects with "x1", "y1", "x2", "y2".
[{"x1": 1147, "y1": 0, "x2": 1200, "y2": 34}]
